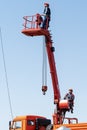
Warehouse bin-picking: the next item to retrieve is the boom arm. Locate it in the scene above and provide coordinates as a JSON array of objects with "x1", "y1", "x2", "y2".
[
  {"x1": 43, "y1": 34, "x2": 62, "y2": 124},
  {"x1": 44, "y1": 37, "x2": 61, "y2": 103}
]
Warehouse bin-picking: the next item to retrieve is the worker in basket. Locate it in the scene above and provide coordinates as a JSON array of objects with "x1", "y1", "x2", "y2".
[
  {"x1": 64, "y1": 89, "x2": 75, "y2": 113},
  {"x1": 42, "y1": 3, "x2": 51, "y2": 29},
  {"x1": 36, "y1": 13, "x2": 43, "y2": 28}
]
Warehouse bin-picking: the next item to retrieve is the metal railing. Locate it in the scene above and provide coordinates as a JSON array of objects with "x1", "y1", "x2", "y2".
[{"x1": 22, "y1": 14, "x2": 49, "y2": 29}]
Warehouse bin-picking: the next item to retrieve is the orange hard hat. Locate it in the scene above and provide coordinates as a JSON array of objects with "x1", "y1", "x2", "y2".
[
  {"x1": 36, "y1": 13, "x2": 40, "y2": 16},
  {"x1": 44, "y1": 3, "x2": 49, "y2": 7}
]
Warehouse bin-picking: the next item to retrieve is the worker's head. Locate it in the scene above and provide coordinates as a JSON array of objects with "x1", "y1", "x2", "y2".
[
  {"x1": 69, "y1": 88, "x2": 73, "y2": 93},
  {"x1": 44, "y1": 3, "x2": 49, "y2": 7}
]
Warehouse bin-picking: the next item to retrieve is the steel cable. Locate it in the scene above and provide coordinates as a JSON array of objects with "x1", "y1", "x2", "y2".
[
  {"x1": 42, "y1": 36, "x2": 47, "y2": 86},
  {"x1": 0, "y1": 28, "x2": 13, "y2": 119}
]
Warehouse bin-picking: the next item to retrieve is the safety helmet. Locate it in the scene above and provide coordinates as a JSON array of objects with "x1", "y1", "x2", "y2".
[
  {"x1": 69, "y1": 88, "x2": 73, "y2": 92},
  {"x1": 44, "y1": 3, "x2": 49, "y2": 7},
  {"x1": 36, "y1": 13, "x2": 40, "y2": 16}
]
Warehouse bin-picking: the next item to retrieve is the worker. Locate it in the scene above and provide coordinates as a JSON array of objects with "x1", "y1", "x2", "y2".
[
  {"x1": 36, "y1": 13, "x2": 43, "y2": 28},
  {"x1": 42, "y1": 3, "x2": 51, "y2": 29},
  {"x1": 64, "y1": 89, "x2": 75, "y2": 113}
]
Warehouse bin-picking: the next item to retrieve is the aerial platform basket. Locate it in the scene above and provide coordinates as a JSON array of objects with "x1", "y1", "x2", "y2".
[{"x1": 21, "y1": 14, "x2": 50, "y2": 37}]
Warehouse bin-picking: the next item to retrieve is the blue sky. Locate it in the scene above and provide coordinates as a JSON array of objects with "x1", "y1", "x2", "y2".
[{"x1": 0, "y1": 0, "x2": 87, "y2": 130}]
